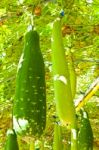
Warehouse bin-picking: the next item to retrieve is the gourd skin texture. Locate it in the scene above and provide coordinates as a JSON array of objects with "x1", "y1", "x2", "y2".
[
  {"x1": 5, "y1": 129, "x2": 19, "y2": 150},
  {"x1": 13, "y1": 30, "x2": 46, "y2": 136},
  {"x1": 52, "y1": 18, "x2": 75, "y2": 125},
  {"x1": 78, "y1": 110, "x2": 93, "y2": 150}
]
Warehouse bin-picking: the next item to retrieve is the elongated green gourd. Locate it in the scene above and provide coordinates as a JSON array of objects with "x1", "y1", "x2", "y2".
[
  {"x1": 5, "y1": 129, "x2": 19, "y2": 150},
  {"x1": 51, "y1": 18, "x2": 75, "y2": 125},
  {"x1": 13, "y1": 28, "x2": 46, "y2": 137},
  {"x1": 68, "y1": 52, "x2": 76, "y2": 100},
  {"x1": 78, "y1": 109, "x2": 93, "y2": 150},
  {"x1": 53, "y1": 123, "x2": 63, "y2": 150}
]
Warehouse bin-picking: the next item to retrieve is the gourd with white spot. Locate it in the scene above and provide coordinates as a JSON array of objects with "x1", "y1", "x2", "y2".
[
  {"x1": 78, "y1": 109, "x2": 93, "y2": 150},
  {"x1": 5, "y1": 129, "x2": 19, "y2": 150},
  {"x1": 13, "y1": 29, "x2": 46, "y2": 137},
  {"x1": 51, "y1": 18, "x2": 75, "y2": 125}
]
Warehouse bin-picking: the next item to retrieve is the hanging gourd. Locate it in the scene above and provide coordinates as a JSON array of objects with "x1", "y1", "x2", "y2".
[
  {"x1": 13, "y1": 27, "x2": 46, "y2": 137},
  {"x1": 51, "y1": 18, "x2": 75, "y2": 125},
  {"x1": 78, "y1": 109, "x2": 93, "y2": 150},
  {"x1": 5, "y1": 129, "x2": 19, "y2": 150}
]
